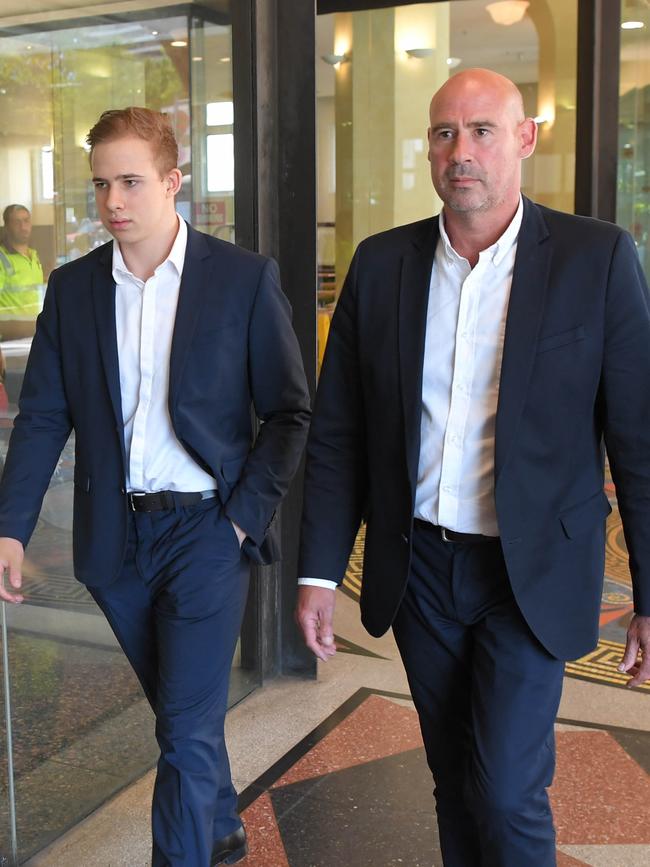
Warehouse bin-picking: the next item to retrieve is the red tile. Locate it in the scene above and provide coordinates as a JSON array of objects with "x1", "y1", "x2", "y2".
[
  {"x1": 557, "y1": 853, "x2": 590, "y2": 866},
  {"x1": 273, "y1": 695, "x2": 423, "y2": 787},
  {"x1": 551, "y1": 731, "x2": 650, "y2": 844},
  {"x1": 241, "y1": 792, "x2": 289, "y2": 866}
]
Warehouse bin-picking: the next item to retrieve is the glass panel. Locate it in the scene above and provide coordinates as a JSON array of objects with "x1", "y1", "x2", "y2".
[
  {"x1": 190, "y1": 16, "x2": 236, "y2": 244},
  {"x1": 0, "y1": 602, "x2": 18, "y2": 866},
  {"x1": 316, "y1": 0, "x2": 578, "y2": 367},
  {"x1": 618, "y1": 5, "x2": 650, "y2": 273},
  {"x1": 0, "y1": 5, "x2": 250, "y2": 860}
]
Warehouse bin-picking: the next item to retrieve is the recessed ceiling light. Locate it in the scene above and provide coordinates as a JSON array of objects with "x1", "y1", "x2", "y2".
[
  {"x1": 219, "y1": 56, "x2": 231, "y2": 63},
  {"x1": 447, "y1": 57, "x2": 461, "y2": 68},
  {"x1": 622, "y1": 20, "x2": 645, "y2": 29},
  {"x1": 170, "y1": 40, "x2": 187, "y2": 48}
]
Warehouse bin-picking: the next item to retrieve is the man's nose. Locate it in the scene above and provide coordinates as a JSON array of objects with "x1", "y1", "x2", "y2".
[
  {"x1": 105, "y1": 188, "x2": 123, "y2": 212},
  {"x1": 449, "y1": 133, "x2": 473, "y2": 164}
]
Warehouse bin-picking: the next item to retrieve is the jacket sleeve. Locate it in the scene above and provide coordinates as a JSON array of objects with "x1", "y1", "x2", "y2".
[
  {"x1": 601, "y1": 230, "x2": 650, "y2": 616},
  {"x1": 298, "y1": 248, "x2": 368, "y2": 583},
  {"x1": 0, "y1": 271, "x2": 72, "y2": 544},
  {"x1": 223, "y1": 258, "x2": 311, "y2": 546}
]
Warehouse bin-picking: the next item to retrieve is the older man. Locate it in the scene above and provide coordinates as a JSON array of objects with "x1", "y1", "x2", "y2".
[{"x1": 297, "y1": 69, "x2": 650, "y2": 866}]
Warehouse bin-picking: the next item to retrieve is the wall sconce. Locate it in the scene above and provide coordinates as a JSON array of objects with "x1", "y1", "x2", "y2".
[
  {"x1": 486, "y1": 1, "x2": 530, "y2": 26},
  {"x1": 405, "y1": 47, "x2": 434, "y2": 60},
  {"x1": 321, "y1": 53, "x2": 349, "y2": 66}
]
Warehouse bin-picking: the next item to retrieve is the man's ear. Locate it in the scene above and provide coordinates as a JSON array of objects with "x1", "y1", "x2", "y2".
[
  {"x1": 165, "y1": 168, "x2": 183, "y2": 196},
  {"x1": 520, "y1": 118, "x2": 537, "y2": 160}
]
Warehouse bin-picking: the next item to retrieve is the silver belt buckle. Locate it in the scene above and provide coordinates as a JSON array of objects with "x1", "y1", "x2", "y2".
[
  {"x1": 129, "y1": 492, "x2": 145, "y2": 511},
  {"x1": 441, "y1": 527, "x2": 451, "y2": 542}
]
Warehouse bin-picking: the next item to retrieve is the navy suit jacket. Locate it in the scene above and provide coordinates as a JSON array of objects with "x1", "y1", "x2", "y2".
[
  {"x1": 0, "y1": 223, "x2": 311, "y2": 585},
  {"x1": 299, "y1": 197, "x2": 650, "y2": 661}
]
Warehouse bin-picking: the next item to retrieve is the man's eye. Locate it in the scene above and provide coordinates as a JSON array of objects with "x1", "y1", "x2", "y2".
[
  {"x1": 93, "y1": 182, "x2": 106, "y2": 189},
  {"x1": 475, "y1": 128, "x2": 490, "y2": 137},
  {"x1": 125, "y1": 180, "x2": 138, "y2": 187}
]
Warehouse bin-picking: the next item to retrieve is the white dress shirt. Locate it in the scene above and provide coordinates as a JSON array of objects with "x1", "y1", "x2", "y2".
[
  {"x1": 113, "y1": 215, "x2": 218, "y2": 494},
  {"x1": 414, "y1": 197, "x2": 522, "y2": 535},
  {"x1": 300, "y1": 198, "x2": 522, "y2": 590}
]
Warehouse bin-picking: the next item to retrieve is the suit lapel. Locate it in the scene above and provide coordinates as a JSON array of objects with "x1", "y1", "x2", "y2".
[
  {"x1": 399, "y1": 218, "x2": 438, "y2": 490},
  {"x1": 168, "y1": 224, "x2": 212, "y2": 413},
  {"x1": 91, "y1": 245, "x2": 125, "y2": 463},
  {"x1": 494, "y1": 197, "x2": 551, "y2": 483}
]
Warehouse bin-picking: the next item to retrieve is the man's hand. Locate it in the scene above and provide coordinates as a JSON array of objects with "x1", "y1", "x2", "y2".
[
  {"x1": 230, "y1": 520, "x2": 246, "y2": 548},
  {"x1": 0, "y1": 537, "x2": 25, "y2": 604},
  {"x1": 295, "y1": 585, "x2": 337, "y2": 662},
  {"x1": 618, "y1": 614, "x2": 650, "y2": 687}
]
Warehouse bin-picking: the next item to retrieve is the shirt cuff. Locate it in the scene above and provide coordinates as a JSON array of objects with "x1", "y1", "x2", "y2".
[{"x1": 298, "y1": 577, "x2": 339, "y2": 591}]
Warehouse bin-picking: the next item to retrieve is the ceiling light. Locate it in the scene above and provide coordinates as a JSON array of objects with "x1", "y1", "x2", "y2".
[
  {"x1": 447, "y1": 57, "x2": 462, "y2": 68},
  {"x1": 622, "y1": 21, "x2": 645, "y2": 29},
  {"x1": 486, "y1": 1, "x2": 530, "y2": 26},
  {"x1": 170, "y1": 40, "x2": 187, "y2": 48},
  {"x1": 405, "y1": 47, "x2": 434, "y2": 59},
  {"x1": 219, "y1": 56, "x2": 231, "y2": 63}
]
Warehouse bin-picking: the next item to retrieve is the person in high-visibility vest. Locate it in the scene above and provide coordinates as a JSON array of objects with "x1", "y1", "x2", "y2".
[{"x1": 0, "y1": 204, "x2": 44, "y2": 340}]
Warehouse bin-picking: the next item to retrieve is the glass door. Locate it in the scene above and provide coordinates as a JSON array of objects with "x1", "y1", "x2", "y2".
[
  {"x1": 0, "y1": 5, "x2": 257, "y2": 861},
  {"x1": 316, "y1": 0, "x2": 579, "y2": 368}
]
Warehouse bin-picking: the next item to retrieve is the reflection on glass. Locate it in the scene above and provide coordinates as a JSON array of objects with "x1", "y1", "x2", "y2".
[
  {"x1": 316, "y1": 0, "x2": 577, "y2": 369},
  {"x1": 0, "y1": 8, "x2": 254, "y2": 862},
  {"x1": 618, "y1": 8, "x2": 650, "y2": 273}
]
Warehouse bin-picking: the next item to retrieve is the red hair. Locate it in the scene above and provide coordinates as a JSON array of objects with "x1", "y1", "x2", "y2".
[{"x1": 86, "y1": 107, "x2": 178, "y2": 175}]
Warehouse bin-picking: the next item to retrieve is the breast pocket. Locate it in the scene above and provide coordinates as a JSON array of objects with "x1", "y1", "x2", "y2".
[{"x1": 537, "y1": 325, "x2": 585, "y2": 354}]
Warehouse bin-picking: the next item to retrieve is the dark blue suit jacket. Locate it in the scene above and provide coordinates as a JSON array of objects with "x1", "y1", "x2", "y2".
[
  {"x1": 299, "y1": 197, "x2": 650, "y2": 660},
  {"x1": 0, "y1": 223, "x2": 311, "y2": 584}
]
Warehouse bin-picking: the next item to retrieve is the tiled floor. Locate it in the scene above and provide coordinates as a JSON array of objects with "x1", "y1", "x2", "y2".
[
  {"x1": 24, "y1": 582, "x2": 650, "y2": 867},
  {"x1": 13, "y1": 469, "x2": 650, "y2": 866},
  {"x1": 235, "y1": 690, "x2": 650, "y2": 866}
]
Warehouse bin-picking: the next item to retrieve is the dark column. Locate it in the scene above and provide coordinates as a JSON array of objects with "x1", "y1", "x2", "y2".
[
  {"x1": 574, "y1": 0, "x2": 621, "y2": 221},
  {"x1": 254, "y1": 0, "x2": 317, "y2": 678}
]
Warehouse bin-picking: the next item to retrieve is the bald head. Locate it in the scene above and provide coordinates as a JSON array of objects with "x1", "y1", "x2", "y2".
[
  {"x1": 426, "y1": 67, "x2": 536, "y2": 231},
  {"x1": 429, "y1": 68, "x2": 525, "y2": 128}
]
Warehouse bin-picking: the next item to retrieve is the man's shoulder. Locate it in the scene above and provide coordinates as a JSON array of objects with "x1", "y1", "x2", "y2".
[
  {"x1": 356, "y1": 217, "x2": 436, "y2": 259},
  {"x1": 529, "y1": 199, "x2": 626, "y2": 245},
  {"x1": 187, "y1": 224, "x2": 270, "y2": 270},
  {"x1": 49, "y1": 241, "x2": 112, "y2": 282}
]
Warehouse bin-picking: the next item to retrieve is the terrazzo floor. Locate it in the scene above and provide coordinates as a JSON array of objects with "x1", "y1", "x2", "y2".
[
  {"x1": 22, "y1": 583, "x2": 650, "y2": 867},
  {"x1": 6, "y1": 464, "x2": 650, "y2": 866}
]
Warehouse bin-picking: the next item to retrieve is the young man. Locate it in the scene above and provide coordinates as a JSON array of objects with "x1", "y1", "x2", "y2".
[
  {"x1": 297, "y1": 69, "x2": 650, "y2": 866},
  {"x1": 0, "y1": 204, "x2": 44, "y2": 339},
  {"x1": 0, "y1": 108, "x2": 310, "y2": 866}
]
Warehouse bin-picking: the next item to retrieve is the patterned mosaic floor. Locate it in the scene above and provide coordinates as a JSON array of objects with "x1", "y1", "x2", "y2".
[
  {"x1": 342, "y1": 479, "x2": 650, "y2": 693},
  {"x1": 236, "y1": 689, "x2": 650, "y2": 866}
]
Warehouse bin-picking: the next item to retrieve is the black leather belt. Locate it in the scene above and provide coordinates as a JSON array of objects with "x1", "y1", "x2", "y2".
[
  {"x1": 127, "y1": 489, "x2": 218, "y2": 512},
  {"x1": 415, "y1": 519, "x2": 498, "y2": 544},
  {"x1": 438, "y1": 526, "x2": 498, "y2": 544}
]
